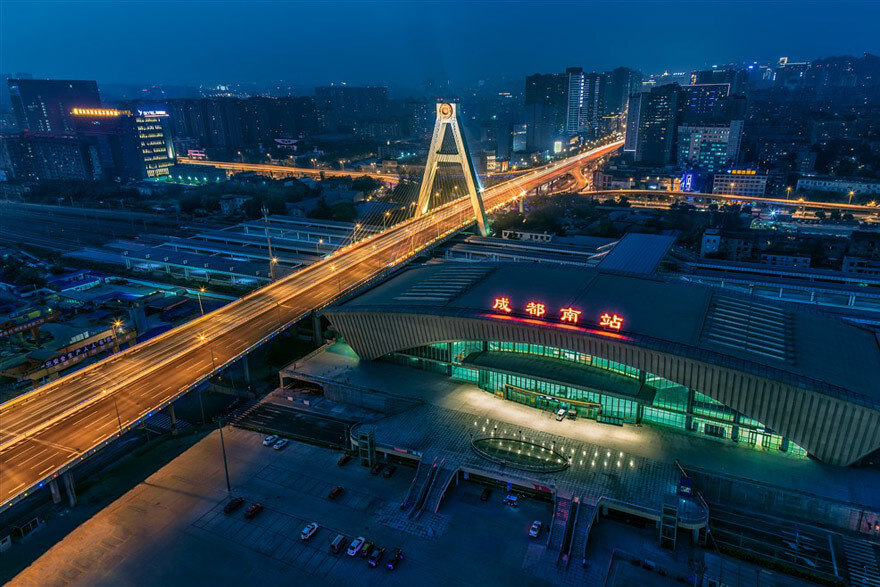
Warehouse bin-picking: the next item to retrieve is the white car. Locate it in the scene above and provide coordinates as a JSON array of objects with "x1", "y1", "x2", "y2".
[
  {"x1": 262, "y1": 434, "x2": 279, "y2": 446},
  {"x1": 529, "y1": 521, "x2": 543, "y2": 538},
  {"x1": 273, "y1": 438, "x2": 289, "y2": 450},
  {"x1": 301, "y1": 522, "x2": 319, "y2": 540},
  {"x1": 347, "y1": 536, "x2": 365, "y2": 556}
]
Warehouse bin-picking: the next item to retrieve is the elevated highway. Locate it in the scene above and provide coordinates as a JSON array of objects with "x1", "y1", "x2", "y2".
[{"x1": 0, "y1": 140, "x2": 624, "y2": 511}]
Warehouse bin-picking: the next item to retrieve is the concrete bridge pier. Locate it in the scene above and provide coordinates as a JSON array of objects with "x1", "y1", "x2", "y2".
[
  {"x1": 50, "y1": 478, "x2": 61, "y2": 504},
  {"x1": 312, "y1": 312, "x2": 323, "y2": 346},
  {"x1": 241, "y1": 354, "x2": 252, "y2": 390},
  {"x1": 169, "y1": 404, "x2": 178, "y2": 435},
  {"x1": 62, "y1": 472, "x2": 76, "y2": 507}
]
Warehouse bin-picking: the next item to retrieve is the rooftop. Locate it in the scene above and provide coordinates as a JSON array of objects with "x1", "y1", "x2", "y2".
[{"x1": 336, "y1": 262, "x2": 880, "y2": 404}]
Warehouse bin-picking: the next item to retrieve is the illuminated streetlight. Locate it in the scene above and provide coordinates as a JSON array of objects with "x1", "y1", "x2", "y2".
[{"x1": 197, "y1": 286, "x2": 206, "y2": 316}]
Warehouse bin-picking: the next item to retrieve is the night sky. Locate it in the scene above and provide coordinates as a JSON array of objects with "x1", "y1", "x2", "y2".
[{"x1": 2, "y1": 1, "x2": 880, "y2": 90}]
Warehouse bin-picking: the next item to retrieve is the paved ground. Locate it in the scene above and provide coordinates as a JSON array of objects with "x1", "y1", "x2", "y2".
[
  {"x1": 9, "y1": 427, "x2": 572, "y2": 587},
  {"x1": 290, "y1": 343, "x2": 880, "y2": 506}
]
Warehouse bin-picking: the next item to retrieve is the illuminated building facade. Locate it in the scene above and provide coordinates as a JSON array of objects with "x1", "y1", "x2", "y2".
[
  {"x1": 712, "y1": 168, "x2": 768, "y2": 198},
  {"x1": 326, "y1": 263, "x2": 880, "y2": 466},
  {"x1": 70, "y1": 107, "x2": 174, "y2": 180}
]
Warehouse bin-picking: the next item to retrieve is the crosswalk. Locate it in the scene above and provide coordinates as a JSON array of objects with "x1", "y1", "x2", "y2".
[{"x1": 843, "y1": 537, "x2": 880, "y2": 587}]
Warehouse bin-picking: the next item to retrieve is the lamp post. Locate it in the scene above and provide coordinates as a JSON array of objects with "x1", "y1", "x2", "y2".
[
  {"x1": 111, "y1": 319, "x2": 123, "y2": 353},
  {"x1": 849, "y1": 190, "x2": 855, "y2": 205},
  {"x1": 316, "y1": 238, "x2": 323, "y2": 256},
  {"x1": 197, "y1": 286, "x2": 206, "y2": 316},
  {"x1": 786, "y1": 186, "x2": 792, "y2": 200}
]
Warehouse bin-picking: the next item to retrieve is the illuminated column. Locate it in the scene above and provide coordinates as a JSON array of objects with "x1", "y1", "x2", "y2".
[
  {"x1": 241, "y1": 354, "x2": 251, "y2": 386},
  {"x1": 416, "y1": 102, "x2": 489, "y2": 236}
]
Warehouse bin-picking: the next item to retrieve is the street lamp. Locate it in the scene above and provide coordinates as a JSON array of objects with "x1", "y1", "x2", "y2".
[
  {"x1": 316, "y1": 238, "x2": 323, "y2": 256},
  {"x1": 786, "y1": 186, "x2": 792, "y2": 200},
  {"x1": 111, "y1": 319, "x2": 123, "y2": 353},
  {"x1": 849, "y1": 190, "x2": 855, "y2": 204},
  {"x1": 197, "y1": 286, "x2": 206, "y2": 316}
]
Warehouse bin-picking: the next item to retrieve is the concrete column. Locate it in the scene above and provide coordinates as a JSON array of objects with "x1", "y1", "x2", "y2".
[
  {"x1": 50, "y1": 478, "x2": 61, "y2": 504},
  {"x1": 63, "y1": 472, "x2": 77, "y2": 507},
  {"x1": 241, "y1": 354, "x2": 251, "y2": 386},
  {"x1": 518, "y1": 198, "x2": 524, "y2": 214},
  {"x1": 169, "y1": 404, "x2": 178, "y2": 435},
  {"x1": 312, "y1": 312, "x2": 323, "y2": 346},
  {"x1": 693, "y1": 528, "x2": 700, "y2": 542}
]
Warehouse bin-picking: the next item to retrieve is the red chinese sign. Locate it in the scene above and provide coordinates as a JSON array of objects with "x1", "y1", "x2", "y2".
[{"x1": 491, "y1": 298, "x2": 625, "y2": 331}]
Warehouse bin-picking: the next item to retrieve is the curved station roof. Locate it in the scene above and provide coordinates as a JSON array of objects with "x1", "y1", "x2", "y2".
[{"x1": 326, "y1": 263, "x2": 880, "y2": 466}]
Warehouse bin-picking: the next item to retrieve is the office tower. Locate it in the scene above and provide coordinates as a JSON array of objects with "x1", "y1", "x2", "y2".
[
  {"x1": 69, "y1": 107, "x2": 174, "y2": 179},
  {"x1": 679, "y1": 84, "x2": 730, "y2": 124},
  {"x1": 524, "y1": 73, "x2": 567, "y2": 151},
  {"x1": 625, "y1": 84, "x2": 680, "y2": 165},
  {"x1": 8, "y1": 78, "x2": 101, "y2": 133},
  {"x1": 565, "y1": 67, "x2": 585, "y2": 134},
  {"x1": 677, "y1": 122, "x2": 743, "y2": 172},
  {"x1": 604, "y1": 67, "x2": 643, "y2": 116}
]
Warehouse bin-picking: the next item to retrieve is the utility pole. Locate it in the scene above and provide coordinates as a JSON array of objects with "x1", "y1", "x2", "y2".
[{"x1": 262, "y1": 205, "x2": 277, "y2": 281}]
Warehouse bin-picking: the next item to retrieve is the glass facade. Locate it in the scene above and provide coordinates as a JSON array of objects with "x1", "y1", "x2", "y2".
[{"x1": 385, "y1": 340, "x2": 807, "y2": 459}]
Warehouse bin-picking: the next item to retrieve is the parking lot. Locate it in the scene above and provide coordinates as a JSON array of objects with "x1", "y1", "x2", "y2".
[{"x1": 10, "y1": 427, "x2": 554, "y2": 586}]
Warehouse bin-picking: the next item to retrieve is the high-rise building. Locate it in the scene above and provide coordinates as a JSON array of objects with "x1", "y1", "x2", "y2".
[
  {"x1": 677, "y1": 122, "x2": 743, "y2": 172},
  {"x1": 679, "y1": 84, "x2": 730, "y2": 124},
  {"x1": 314, "y1": 85, "x2": 388, "y2": 132},
  {"x1": 565, "y1": 67, "x2": 585, "y2": 134},
  {"x1": 774, "y1": 57, "x2": 811, "y2": 89},
  {"x1": 0, "y1": 133, "x2": 99, "y2": 181},
  {"x1": 603, "y1": 67, "x2": 643, "y2": 116},
  {"x1": 524, "y1": 72, "x2": 568, "y2": 152},
  {"x1": 8, "y1": 78, "x2": 101, "y2": 134},
  {"x1": 69, "y1": 107, "x2": 175, "y2": 180},
  {"x1": 625, "y1": 84, "x2": 680, "y2": 166}
]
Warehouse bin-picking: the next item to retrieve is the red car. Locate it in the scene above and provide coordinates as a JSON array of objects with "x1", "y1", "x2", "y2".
[
  {"x1": 328, "y1": 486, "x2": 344, "y2": 500},
  {"x1": 244, "y1": 503, "x2": 263, "y2": 519},
  {"x1": 337, "y1": 454, "x2": 352, "y2": 466}
]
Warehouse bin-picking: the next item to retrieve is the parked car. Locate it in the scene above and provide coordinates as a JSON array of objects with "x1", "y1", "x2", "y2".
[
  {"x1": 360, "y1": 541, "x2": 374, "y2": 558},
  {"x1": 330, "y1": 534, "x2": 347, "y2": 554},
  {"x1": 301, "y1": 522, "x2": 319, "y2": 540},
  {"x1": 480, "y1": 487, "x2": 492, "y2": 502},
  {"x1": 368, "y1": 546, "x2": 386, "y2": 567},
  {"x1": 529, "y1": 521, "x2": 543, "y2": 538},
  {"x1": 347, "y1": 536, "x2": 365, "y2": 556},
  {"x1": 503, "y1": 494, "x2": 519, "y2": 507},
  {"x1": 382, "y1": 465, "x2": 397, "y2": 479},
  {"x1": 370, "y1": 463, "x2": 385, "y2": 476},
  {"x1": 555, "y1": 408, "x2": 566, "y2": 421},
  {"x1": 262, "y1": 434, "x2": 279, "y2": 446},
  {"x1": 328, "y1": 485, "x2": 344, "y2": 500},
  {"x1": 337, "y1": 454, "x2": 352, "y2": 466},
  {"x1": 223, "y1": 496, "x2": 245, "y2": 514},
  {"x1": 386, "y1": 548, "x2": 404, "y2": 570},
  {"x1": 244, "y1": 503, "x2": 263, "y2": 519},
  {"x1": 272, "y1": 438, "x2": 289, "y2": 450}
]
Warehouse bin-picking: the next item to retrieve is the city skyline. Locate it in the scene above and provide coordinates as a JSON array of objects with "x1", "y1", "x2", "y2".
[{"x1": 2, "y1": 0, "x2": 880, "y2": 90}]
